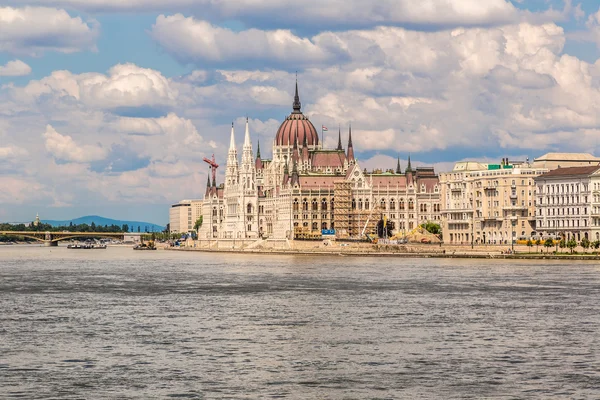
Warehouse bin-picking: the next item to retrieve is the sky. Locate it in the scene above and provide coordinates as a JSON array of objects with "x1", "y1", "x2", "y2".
[{"x1": 2, "y1": 0, "x2": 600, "y2": 225}]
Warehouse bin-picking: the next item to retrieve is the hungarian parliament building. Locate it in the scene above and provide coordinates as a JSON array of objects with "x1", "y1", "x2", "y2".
[{"x1": 198, "y1": 83, "x2": 442, "y2": 241}]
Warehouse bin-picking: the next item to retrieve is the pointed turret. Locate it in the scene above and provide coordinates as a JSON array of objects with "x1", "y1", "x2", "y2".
[
  {"x1": 292, "y1": 130, "x2": 300, "y2": 165},
  {"x1": 337, "y1": 126, "x2": 343, "y2": 151},
  {"x1": 282, "y1": 156, "x2": 290, "y2": 185},
  {"x1": 291, "y1": 158, "x2": 300, "y2": 186},
  {"x1": 405, "y1": 154, "x2": 413, "y2": 174},
  {"x1": 346, "y1": 123, "x2": 355, "y2": 163},
  {"x1": 255, "y1": 140, "x2": 263, "y2": 170},
  {"x1": 229, "y1": 122, "x2": 236, "y2": 151},
  {"x1": 396, "y1": 157, "x2": 402, "y2": 174},
  {"x1": 301, "y1": 130, "x2": 309, "y2": 163},
  {"x1": 241, "y1": 117, "x2": 254, "y2": 166},
  {"x1": 292, "y1": 78, "x2": 301, "y2": 114},
  {"x1": 225, "y1": 122, "x2": 239, "y2": 189}
]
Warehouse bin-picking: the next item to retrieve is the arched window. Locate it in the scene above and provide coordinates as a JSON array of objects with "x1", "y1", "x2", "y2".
[
  {"x1": 321, "y1": 198, "x2": 328, "y2": 211},
  {"x1": 399, "y1": 199, "x2": 405, "y2": 210},
  {"x1": 380, "y1": 199, "x2": 386, "y2": 210},
  {"x1": 365, "y1": 199, "x2": 369, "y2": 210},
  {"x1": 247, "y1": 203, "x2": 252, "y2": 214},
  {"x1": 358, "y1": 199, "x2": 363, "y2": 210},
  {"x1": 312, "y1": 222, "x2": 318, "y2": 231},
  {"x1": 303, "y1": 198, "x2": 308, "y2": 211},
  {"x1": 312, "y1": 199, "x2": 318, "y2": 211},
  {"x1": 408, "y1": 199, "x2": 414, "y2": 210},
  {"x1": 390, "y1": 199, "x2": 396, "y2": 210},
  {"x1": 321, "y1": 222, "x2": 328, "y2": 230},
  {"x1": 293, "y1": 198, "x2": 299, "y2": 212},
  {"x1": 352, "y1": 199, "x2": 356, "y2": 210},
  {"x1": 331, "y1": 198, "x2": 335, "y2": 211}
]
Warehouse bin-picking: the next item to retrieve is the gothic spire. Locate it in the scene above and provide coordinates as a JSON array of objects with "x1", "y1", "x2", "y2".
[
  {"x1": 206, "y1": 173, "x2": 211, "y2": 187},
  {"x1": 244, "y1": 117, "x2": 251, "y2": 147},
  {"x1": 396, "y1": 156, "x2": 401, "y2": 174},
  {"x1": 229, "y1": 122, "x2": 236, "y2": 151},
  {"x1": 406, "y1": 154, "x2": 413, "y2": 173},
  {"x1": 292, "y1": 76, "x2": 301, "y2": 114},
  {"x1": 337, "y1": 125, "x2": 342, "y2": 151},
  {"x1": 347, "y1": 123, "x2": 354, "y2": 162},
  {"x1": 256, "y1": 140, "x2": 261, "y2": 158}
]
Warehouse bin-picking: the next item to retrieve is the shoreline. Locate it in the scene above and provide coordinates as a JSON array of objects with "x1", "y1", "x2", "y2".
[{"x1": 166, "y1": 246, "x2": 600, "y2": 260}]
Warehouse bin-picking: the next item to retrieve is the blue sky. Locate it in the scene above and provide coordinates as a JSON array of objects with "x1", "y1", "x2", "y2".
[{"x1": 2, "y1": 0, "x2": 600, "y2": 224}]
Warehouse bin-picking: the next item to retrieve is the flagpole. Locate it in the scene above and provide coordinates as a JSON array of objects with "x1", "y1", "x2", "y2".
[{"x1": 321, "y1": 124, "x2": 324, "y2": 149}]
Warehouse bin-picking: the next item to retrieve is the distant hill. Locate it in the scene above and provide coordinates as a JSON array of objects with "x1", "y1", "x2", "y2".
[{"x1": 42, "y1": 215, "x2": 165, "y2": 233}]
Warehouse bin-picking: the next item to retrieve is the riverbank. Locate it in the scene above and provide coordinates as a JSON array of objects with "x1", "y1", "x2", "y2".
[{"x1": 167, "y1": 240, "x2": 600, "y2": 260}]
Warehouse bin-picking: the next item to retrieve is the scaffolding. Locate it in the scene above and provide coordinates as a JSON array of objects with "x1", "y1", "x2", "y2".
[{"x1": 333, "y1": 181, "x2": 351, "y2": 239}]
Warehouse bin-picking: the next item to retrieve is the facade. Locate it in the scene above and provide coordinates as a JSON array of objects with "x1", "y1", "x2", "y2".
[
  {"x1": 440, "y1": 159, "x2": 548, "y2": 245},
  {"x1": 198, "y1": 82, "x2": 441, "y2": 241},
  {"x1": 532, "y1": 152, "x2": 600, "y2": 170},
  {"x1": 534, "y1": 166, "x2": 600, "y2": 242},
  {"x1": 169, "y1": 199, "x2": 203, "y2": 234}
]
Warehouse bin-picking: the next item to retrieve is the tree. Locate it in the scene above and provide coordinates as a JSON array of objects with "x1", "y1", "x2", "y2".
[
  {"x1": 535, "y1": 239, "x2": 542, "y2": 252},
  {"x1": 194, "y1": 216, "x2": 203, "y2": 231},
  {"x1": 421, "y1": 222, "x2": 441, "y2": 235},
  {"x1": 593, "y1": 240, "x2": 600, "y2": 253},
  {"x1": 559, "y1": 239, "x2": 566, "y2": 252},
  {"x1": 526, "y1": 239, "x2": 533, "y2": 253},
  {"x1": 566, "y1": 238, "x2": 577, "y2": 254},
  {"x1": 581, "y1": 237, "x2": 590, "y2": 253},
  {"x1": 543, "y1": 238, "x2": 554, "y2": 253}
]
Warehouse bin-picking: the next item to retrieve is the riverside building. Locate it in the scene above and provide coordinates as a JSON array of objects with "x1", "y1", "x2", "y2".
[
  {"x1": 169, "y1": 199, "x2": 203, "y2": 234},
  {"x1": 198, "y1": 82, "x2": 441, "y2": 242},
  {"x1": 439, "y1": 159, "x2": 547, "y2": 245},
  {"x1": 534, "y1": 166, "x2": 600, "y2": 242}
]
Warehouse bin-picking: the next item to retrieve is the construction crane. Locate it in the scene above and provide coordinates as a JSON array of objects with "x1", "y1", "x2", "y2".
[{"x1": 203, "y1": 154, "x2": 219, "y2": 185}]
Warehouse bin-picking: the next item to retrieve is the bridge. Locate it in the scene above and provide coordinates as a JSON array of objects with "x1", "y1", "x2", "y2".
[{"x1": 0, "y1": 231, "x2": 125, "y2": 246}]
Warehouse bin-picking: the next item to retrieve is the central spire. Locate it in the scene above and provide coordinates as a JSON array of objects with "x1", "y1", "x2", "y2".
[{"x1": 292, "y1": 76, "x2": 301, "y2": 114}]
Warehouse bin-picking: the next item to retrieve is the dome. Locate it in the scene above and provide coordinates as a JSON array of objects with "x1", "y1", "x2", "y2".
[
  {"x1": 275, "y1": 113, "x2": 319, "y2": 147},
  {"x1": 275, "y1": 81, "x2": 319, "y2": 147}
]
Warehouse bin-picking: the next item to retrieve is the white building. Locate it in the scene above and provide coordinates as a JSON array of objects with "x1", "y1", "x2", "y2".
[
  {"x1": 169, "y1": 199, "x2": 203, "y2": 234},
  {"x1": 440, "y1": 159, "x2": 547, "y2": 245},
  {"x1": 198, "y1": 82, "x2": 441, "y2": 242},
  {"x1": 535, "y1": 166, "x2": 600, "y2": 242}
]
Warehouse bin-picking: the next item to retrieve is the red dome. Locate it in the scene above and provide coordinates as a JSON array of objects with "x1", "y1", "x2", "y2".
[{"x1": 275, "y1": 113, "x2": 319, "y2": 147}]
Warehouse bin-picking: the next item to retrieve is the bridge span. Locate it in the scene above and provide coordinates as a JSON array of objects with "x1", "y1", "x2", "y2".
[{"x1": 0, "y1": 231, "x2": 125, "y2": 246}]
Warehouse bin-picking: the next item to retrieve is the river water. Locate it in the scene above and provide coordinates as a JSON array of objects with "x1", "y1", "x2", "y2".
[{"x1": 1, "y1": 246, "x2": 600, "y2": 399}]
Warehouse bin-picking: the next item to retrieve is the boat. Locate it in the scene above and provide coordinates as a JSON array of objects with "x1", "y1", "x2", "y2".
[
  {"x1": 67, "y1": 243, "x2": 107, "y2": 249},
  {"x1": 133, "y1": 240, "x2": 157, "y2": 250}
]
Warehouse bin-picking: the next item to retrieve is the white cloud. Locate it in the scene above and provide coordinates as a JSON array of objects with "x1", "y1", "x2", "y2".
[
  {"x1": 0, "y1": 60, "x2": 32, "y2": 77},
  {"x1": 151, "y1": 15, "x2": 330, "y2": 66},
  {"x1": 8, "y1": 0, "x2": 528, "y2": 29},
  {"x1": 12, "y1": 63, "x2": 177, "y2": 110},
  {"x1": 43, "y1": 125, "x2": 107, "y2": 162},
  {"x1": 0, "y1": 7, "x2": 98, "y2": 56},
  {"x1": 0, "y1": 145, "x2": 28, "y2": 158}
]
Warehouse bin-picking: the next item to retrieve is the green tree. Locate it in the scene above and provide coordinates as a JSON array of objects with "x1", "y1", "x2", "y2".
[
  {"x1": 535, "y1": 238, "x2": 542, "y2": 252},
  {"x1": 581, "y1": 237, "x2": 590, "y2": 253},
  {"x1": 566, "y1": 238, "x2": 577, "y2": 254},
  {"x1": 559, "y1": 239, "x2": 566, "y2": 252},
  {"x1": 194, "y1": 216, "x2": 203, "y2": 231},
  {"x1": 543, "y1": 238, "x2": 554, "y2": 253},
  {"x1": 526, "y1": 239, "x2": 533, "y2": 253},
  {"x1": 421, "y1": 222, "x2": 441, "y2": 235},
  {"x1": 593, "y1": 240, "x2": 600, "y2": 253}
]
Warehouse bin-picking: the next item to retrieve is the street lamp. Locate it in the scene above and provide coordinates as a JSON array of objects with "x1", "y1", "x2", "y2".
[
  {"x1": 471, "y1": 213, "x2": 474, "y2": 249},
  {"x1": 511, "y1": 218, "x2": 515, "y2": 253}
]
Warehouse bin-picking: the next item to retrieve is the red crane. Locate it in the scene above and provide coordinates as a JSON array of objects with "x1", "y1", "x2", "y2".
[{"x1": 203, "y1": 154, "x2": 219, "y2": 185}]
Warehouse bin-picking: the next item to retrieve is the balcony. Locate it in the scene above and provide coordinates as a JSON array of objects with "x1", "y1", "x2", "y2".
[
  {"x1": 503, "y1": 204, "x2": 527, "y2": 211},
  {"x1": 484, "y1": 186, "x2": 497, "y2": 191},
  {"x1": 510, "y1": 193, "x2": 518, "y2": 199},
  {"x1": 451, "y1": 186, "x2": 462, "y2": 192}
]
